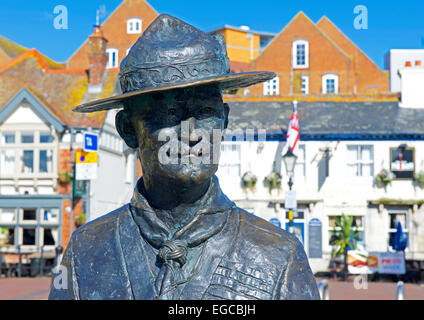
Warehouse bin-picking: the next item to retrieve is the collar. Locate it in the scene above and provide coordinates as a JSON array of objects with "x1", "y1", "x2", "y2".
[{"x1": 130, "y1": 175, "x2": 235, "y2": 250}]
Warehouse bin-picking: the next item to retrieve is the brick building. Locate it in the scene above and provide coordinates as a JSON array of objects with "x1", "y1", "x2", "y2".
[
  {"x1": 248, "y1": 12, "x2": 389, "y2": 96},
  {"x1": 209, "y1": 25, "x2": 275, "y2": 73},
  {"x1": 67, "y1": 0, "x2": 158, "y2": 70}
]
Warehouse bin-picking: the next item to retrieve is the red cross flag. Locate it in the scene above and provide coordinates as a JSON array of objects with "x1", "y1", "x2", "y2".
[{"x1": 282, "y1": 100, "x2": 300, "y2": 156}]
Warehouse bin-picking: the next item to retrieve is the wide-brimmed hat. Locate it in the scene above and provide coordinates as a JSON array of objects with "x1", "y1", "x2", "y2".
[{"x1": 73, "y1": 14, "x2": 275, "y2": 113}]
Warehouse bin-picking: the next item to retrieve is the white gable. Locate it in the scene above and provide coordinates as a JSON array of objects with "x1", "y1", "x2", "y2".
[{"x1": 4, "y1": 103, "x2": 45, "y2": 125}]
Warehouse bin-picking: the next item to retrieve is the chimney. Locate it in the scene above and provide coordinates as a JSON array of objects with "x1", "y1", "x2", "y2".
[
  {"x1": 405, "y1": 61, "x2": 412, "y2": 67},
  {"x1": 415, "y1": 60, "x2": 422, "y2": 67},
  {"x1": 88, "y1": 25, "x2": 108, "y2": 93}
]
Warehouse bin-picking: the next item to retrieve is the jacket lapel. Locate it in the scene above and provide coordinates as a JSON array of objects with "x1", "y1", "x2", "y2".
[{"x1": 119, "y1": 206, "x2": 158, "y2": 300}]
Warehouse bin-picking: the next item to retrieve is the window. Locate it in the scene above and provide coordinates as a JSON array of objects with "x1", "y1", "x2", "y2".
[
  {"x1": 322, "y1": 73, "x2": 339, "y2": 94},
  {"x1": 0, "y1": 208, "x2": 16, "y2": 224},
  {"x1": 39, "y1": 150, "x2": 53, "y2": 173},
  {"x1": 294, "y1": 145, "x2": 306, "y2": 178},
  {"x1": 292, "y1": 40, "x2": 309, "y2": 69},
  {"x1": 42, "y1": 208, "x2": 59, "y2": 224},
  {"x1": 0, "y1": 228, "x2": 15, "y2": 246},
  {"x1": 127, "y1": 18, "x2": 142, "y2": 34},
  {"x1": 21, "y1": 133, "x2": 34, "y2": 143},
  {"x1": 0, "y1": 130, "x2": 56, "y2": 178},
  {"x1": 40, "y1": 132, "x2": 53, "y2": 143},
  {"x1": 41, "y1": 228, "x2": 59, "y2": 246},
  {"x1": 106, "y1": 48, "x2": 119, "y2": 69},
  {"x1": 263, "y1": 76, "x2": 279, "y2": 96},
  {"x1": 329, "y1": 215, "x2": 365, "y2": 246},
  {"x1": 388, "y1": 211, "x2": 408, "y2": 250},
  {"x1": 1, "y1": 206, "x2": 60, "y2": 252},
  {"x1": 21, "y1": 150, "x2": 34, "y2": 173},
  {"x1": 347, "y1": 145, "x2": 374, "y2": 177},
  {"x1": 0, "y1": 150, "x2": 15, "y2": 175},
  {"x1": 217, "y1": 143, "x2": 241, "y2": 179},
  {"x1": 2, "y1": 132, "x2": 15, "y2": 144},
  {"x1": 22, "y1": 208, "x2": 37, "y2": 222},
  {"x1": 22, "y1": 228, "x2": 36, "y2": 246},
  {"x1": 301, "y1": 74, "x2": 309, "y2": 95}
]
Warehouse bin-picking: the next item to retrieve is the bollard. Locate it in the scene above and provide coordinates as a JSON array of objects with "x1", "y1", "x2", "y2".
[
  {"x1": 318, "y1": 280, "x2": 330, "y2": 300},
  {"x1": 396, "y1": 281, "x2": 404, "y2": 300}
]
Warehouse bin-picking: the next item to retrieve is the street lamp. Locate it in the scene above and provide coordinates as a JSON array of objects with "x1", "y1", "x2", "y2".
[
  {"x1": 282, "y1": 149, "x2": 298, "y2": 235},
  {"x1": 282, "y1": 149, "x2": 298, "y2": 190}
]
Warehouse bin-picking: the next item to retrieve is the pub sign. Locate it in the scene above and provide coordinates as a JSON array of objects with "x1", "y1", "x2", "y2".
[{"x1": 390, "y1": 146, "x2": 414, "y2": 179}]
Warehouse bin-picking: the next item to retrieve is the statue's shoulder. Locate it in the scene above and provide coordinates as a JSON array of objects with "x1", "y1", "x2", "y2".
[
  {"x1": 229, "y1": 207, "x2": 303, "y2": 264},
  {"x1": 235, "y1": 208, "x2": 299, "y2": 248},
  {"x1": 71, "y1": 204, "x2": 131, "y2": 243}
]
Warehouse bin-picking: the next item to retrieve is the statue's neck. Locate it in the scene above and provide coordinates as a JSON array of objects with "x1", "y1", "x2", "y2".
[{"x1": 139, "y1": 174, "x2": 211, "y2": 230}]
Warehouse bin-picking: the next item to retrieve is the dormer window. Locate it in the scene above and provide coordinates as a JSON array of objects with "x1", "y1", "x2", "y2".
[
  {"x1": 106, "y1": 48, "x2": 118, "y2": 69},
  {"x1": 127, "y1": 18, "x2": 142, "y2": 34},
  {"x1": 292, "y1": 39, "x2": 309, "y2": 69}
]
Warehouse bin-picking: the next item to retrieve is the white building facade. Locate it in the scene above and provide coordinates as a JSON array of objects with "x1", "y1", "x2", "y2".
[{"x1": 217, "y1": 100, "x2": 424, "y2": 273}]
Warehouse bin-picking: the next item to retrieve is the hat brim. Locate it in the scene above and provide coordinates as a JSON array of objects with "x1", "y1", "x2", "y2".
[{"x1": 73, "y1": 71, "x2": 275, "y2": 113}]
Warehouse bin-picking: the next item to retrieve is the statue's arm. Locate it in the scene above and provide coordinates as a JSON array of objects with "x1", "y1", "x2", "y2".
[
  {"x1": 48, "y1": 239, "x2": 80, "y2": 300},
  {"x1": 276, "y1": 239, "x2": 321, "y2": 300}
]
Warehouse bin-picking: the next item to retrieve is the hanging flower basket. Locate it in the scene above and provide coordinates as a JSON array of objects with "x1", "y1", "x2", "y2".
[
  {"x1": 58, "y1": 172, "x2": 73, "y2": 184},
  {"x1": 375, "y1": 168, "x2": 394, "y2": 188},
  {"x1": 416, "y1": 171, "x2": 424, "y2": 188},
  {"x1": 75, "y1": 213, "x2": 86, "y2": 227},
  {"x1": 264, "y1": 171, "x2": 282, "y2": 192},
  {"x1": 241, "y1": 171, "x2": 257, "y2": 192}
]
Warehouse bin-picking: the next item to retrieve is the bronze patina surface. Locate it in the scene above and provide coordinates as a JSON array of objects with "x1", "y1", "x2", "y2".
[{"x1": 49, "y1": 14, "x2": 319, "y2": 300}]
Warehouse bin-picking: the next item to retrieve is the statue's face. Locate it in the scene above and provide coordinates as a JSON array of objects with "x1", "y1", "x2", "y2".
[{"x1": 117, "y1": 85, "x2": 229, "y2": 185}]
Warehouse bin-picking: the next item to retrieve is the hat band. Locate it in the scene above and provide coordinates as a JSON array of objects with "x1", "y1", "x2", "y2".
[{"x1": 119, "y1": 56, "x2": 229, "y2": 94}]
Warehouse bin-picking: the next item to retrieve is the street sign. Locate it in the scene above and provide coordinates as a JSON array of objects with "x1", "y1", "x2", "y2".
[
  {"x1": 83, "y1": 132, "x2": 99, "y2": 152},
  {"x1": 75, "y1": 151, "x2": 98, "y2": 180},
  {"x1": 284, "y1": 190, "x2": 297, "y2": 209},
  {"x1": 269, "y1": 218, "x2": 281, "y2": 228}
]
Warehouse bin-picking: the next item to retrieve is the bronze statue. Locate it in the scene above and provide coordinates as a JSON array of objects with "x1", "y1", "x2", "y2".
[{"x1": 49, "y1": 14, "x2": 320, "y2": 300}]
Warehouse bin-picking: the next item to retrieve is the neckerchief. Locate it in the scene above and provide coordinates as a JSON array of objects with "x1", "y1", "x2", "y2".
[{"x1": 130, "y1": 175, "x2": 235, "y2": 299}]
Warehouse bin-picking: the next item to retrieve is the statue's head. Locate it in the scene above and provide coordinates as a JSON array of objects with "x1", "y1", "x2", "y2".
[
  {"x1": 115, "y1": 84, "x2": 229, "y2": 185},
  {"x1": 72, "y1": 14, "x2": 275, "y2": 185}
]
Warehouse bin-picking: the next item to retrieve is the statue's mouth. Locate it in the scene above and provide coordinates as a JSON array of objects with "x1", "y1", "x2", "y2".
[{"x1": 165, "y1": 148, "x2": 205, "y2": 161}]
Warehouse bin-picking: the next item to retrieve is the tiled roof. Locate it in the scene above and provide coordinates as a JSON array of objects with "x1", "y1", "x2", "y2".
[
  {"x1": 0, "y1": 34, "x2": 28, "y2": 59},
  {"x1": 225, "y1": 100, "x2": 424, "y2": 140},
  {"x1": 0, "y1": 35, "x2": 65, "y2": 70},
  {"x1": 0, "y1": 51, "x2": 107, "y2": 128}
]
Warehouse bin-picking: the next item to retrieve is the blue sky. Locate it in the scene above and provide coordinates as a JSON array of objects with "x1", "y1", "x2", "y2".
[{"x1": 0, "y1": 0, "x2": 423, "y2": 68}]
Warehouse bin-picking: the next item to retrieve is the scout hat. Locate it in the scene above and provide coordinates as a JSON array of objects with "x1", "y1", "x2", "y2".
[{"x1": 73, "y1": 14, "x2": 275, "y2": 113}]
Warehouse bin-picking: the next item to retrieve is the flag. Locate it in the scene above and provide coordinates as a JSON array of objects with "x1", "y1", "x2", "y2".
[{"x1": 282, "y1": 101, "x2": 300, "y2": 156}]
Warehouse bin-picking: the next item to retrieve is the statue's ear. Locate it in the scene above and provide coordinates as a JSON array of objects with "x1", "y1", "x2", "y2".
[
  {"x1": 116, "y1": 110, "x2": 138, "y2": 148},
  {"x1": 223, "y1": 103, "x2": 230, "y2": 129}
]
